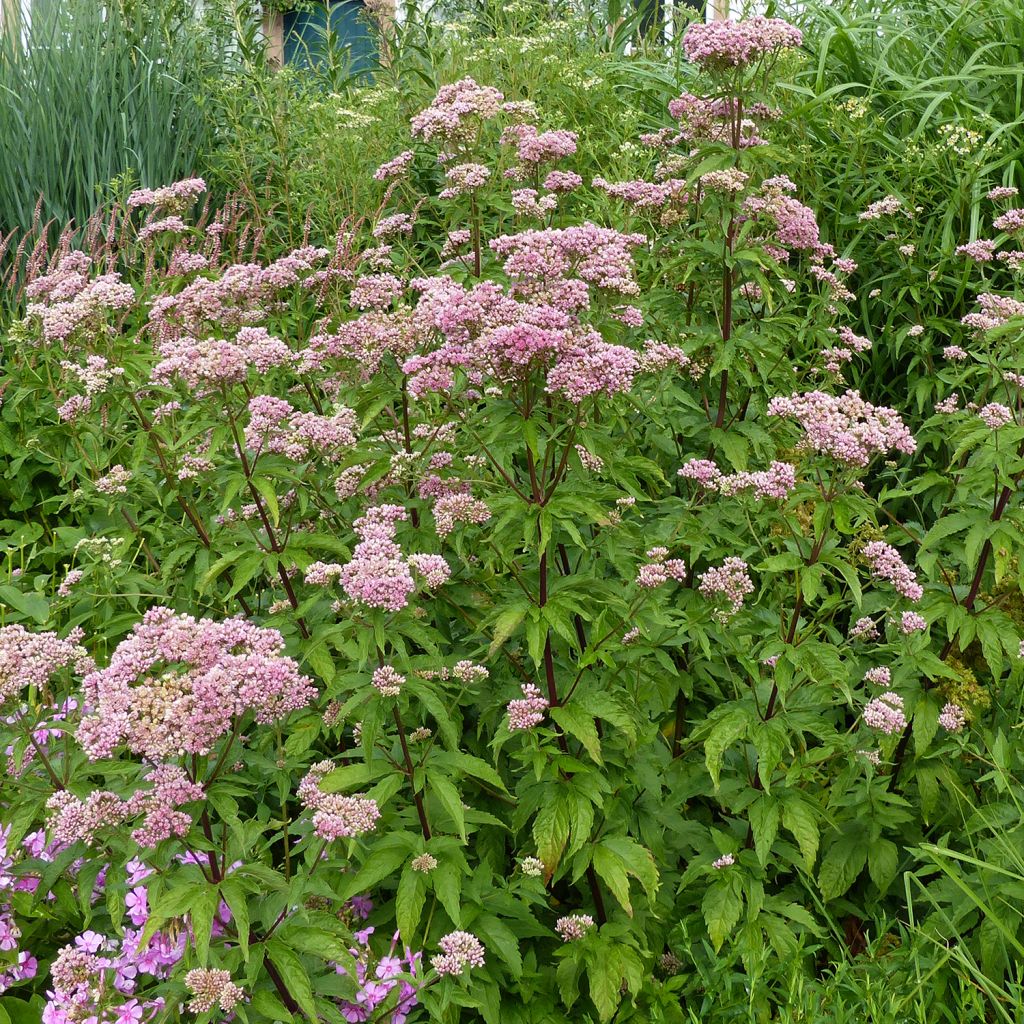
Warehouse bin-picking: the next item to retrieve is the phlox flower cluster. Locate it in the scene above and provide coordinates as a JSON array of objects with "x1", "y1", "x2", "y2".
[
  {"x1": 43, "y1": 932, "x2": 176, "y2": 1024},
  {"x1": 555, "y1": 914, "x2": 595, "y2": 941},
  {"x1": 506, "y1": 683, "x2": 549, "y2": 731},
  {"x1": 431, "y1": 931, "x2": 485, "y2": 976},
  {"x1": 0, "y1": 866, "x2": 36, "y2": 995},
  {"x1": 76, "y1": 607, "x2": 315, "y2": 760},
  {"x1": 245, "y1": 395, "x2": 358, "y2": 461},
  {"x1": 336, "y1": 926, "x2": 421, "y2": 1023},
  {"x1": 862, "y1": 541, "x2": 923, "y2": 601},
  {"x1": 678, "y1": 459, "x2": 796, "y2": 501},
  {"x1": 767, "y1": 390, "x2": 916, "y2": 467},
  {"x1": 298, "y1": 761, "x2": 381, "y2": 841},
  {"x1": 682, "y1": 17, "x2": 802, "y2": 71},
  {"x1": 0, "y1": 625, "x2": 93, "y2": 707},
  {"x1": 698, "y1": 558, "x2": 754, "y2": 618},
  {"x1": 184, "y1": 968, "x2": 244, "y2": 1013},
  {"x1": 863, "y1": 692, "x2": 907, "y2": 734}
]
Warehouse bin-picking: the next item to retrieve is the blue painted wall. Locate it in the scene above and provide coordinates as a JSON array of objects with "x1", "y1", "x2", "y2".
[{"x1": 283, "y1": 1, "x2": 377, "y2": 76}]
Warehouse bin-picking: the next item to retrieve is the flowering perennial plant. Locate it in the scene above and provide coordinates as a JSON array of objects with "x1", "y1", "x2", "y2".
[{"x1": 2, "y1": 10, "x2": 1024, "y2": 1024}]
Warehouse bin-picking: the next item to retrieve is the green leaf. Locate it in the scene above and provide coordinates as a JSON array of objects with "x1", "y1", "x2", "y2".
[
  {"x1": 702, "y1": 875, "x2": 743, "y2": 951},
  {"x1": 265, "y1": 939, "x2": 319, "y2": 1021},
  {"x1": 750, "y1": 719, "x2": 787, "y2": 792},
  {"x1": 868, "y1": 838, "x2": 899, "y2": 892},
  {"x1": 704, "y1": 707, "x2": 749, "y2": 790},
  {"x1": 818, "y1": 835, "x2": 867, "y2": 900},
  {"x1": 220, "y1": 878, "x2": 251, "y2": 962},
  {"x1": 533, "y1": 792, "x2": 570, "y2": 876},
  {"x1": 0, "y1": 585, "x2": 49, "y2": 624},
  {"x1": 551, "y1": 704, "x2": 602, "y2": 764},
  {"x1": 781, "y1": 798, "x2": 819, "y2": 870},
  {"x1": 749, "y1": 795, "x2": 780, "y2": 867},
  {"x1": 592, "y1": 845, "x2": 634, "y2": 916},
  {"x1": 430, "y1": 773, "x2": 467, "y2": 842},
  {"x1": 489, "y1": 605, "x2": 527, "y2": 657},
  {"x1": 474, "y1": 915, "x2": 522, "y2": 978},
  {"x1": 191, "y1": 884, "x2": 221, "y2": 966},
  {"x1": 395, "y1": 866, "x2": 428, "y2": 946}
]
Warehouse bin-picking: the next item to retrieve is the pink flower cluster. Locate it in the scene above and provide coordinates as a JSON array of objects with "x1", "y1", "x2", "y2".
[
  {"x1": 862, "y1": 541, "x2": 923, "y2": 601},
  {"x1": 341, "y1": 504, "x2": 416, "y2": 611},
  {"x1": 863, "y1": 692, "x2": 906, "y2": 734},
  {"x1": 25, "y1": 256, "x2": 134, "y2": 344},
  {"x1": 961, "y1": 292, "x2": 1024, "y2": 334},
  {"x1": 431, "y1": 931, "x2": 486, "y2": 976},
  {"x1": 47, "y1": 765, "x2": 204, "y2": 849},
  {"x1": 0, "y1": 625, "x2": 93, "y2": 707},
  {"x1": 403, "y1": 244, "x2": 642, "y2": 404},
  {"x1": 372, "y1": 666, "x2": 405, "y2": 697},
  {"x1": 939, "y1": 703, "x2": 967, "y2": 733},
  {"x1": 698, "y1": 558, "x2": 754, "y2": 618},
  {"x1": 127, "y1": 178, "x2": 206, "y2": 211},
  {"x1": 148, "y1": 246, "x2": 329, "y2": 340},
  {"x1": 555, "y1": 914, "x2": 595, "y2": 941},
  {"x1": 678, "y1": 459, "x2": 796, "y2": 501},
  {"x1": 76, "y1": 607, "x2": 315, "y2": 760},
  {"x1": 410, "y1": 78, "x2": 503, "y2": 148},
  {"x1": 683, "y1": 16, "x2": 802, "y2": 71},
  {"x1": 978, "y1": 402, "x2": 1014, "y2": 429},
  {"x1": 635, "y1": 547, "x2": 687, "y2": 588},
  {"x1": 185, "y1": 969, "x2": 244, "y2": 1014},
  {"x1": 298, "y1": 761, "x2": 381, "y2": 841},
  {"x1": 336, "y1": 927, "x2": 422, "y2": 1023},
  {"x1": 501, "y1": 124, "x2": 578, "y2": 165},
  {"x1": 245, "y1": 395, "x2": 358, "y2": 461},
  {"x1": 767, "y1": 390, "x2": 916, "y2": 467},
  {"x1": 152, "y1": 325, "x2": 293, "y2": 389},
  {"x1": 374, "y1": 150, "x2": 415, "y2": 181},
  {"x1": 507, "y1": 683, "x2": 549, "y2": 731}
]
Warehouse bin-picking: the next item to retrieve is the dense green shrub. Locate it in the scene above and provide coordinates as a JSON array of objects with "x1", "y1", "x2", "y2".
[{"x1": 2, "y1": 3, "x2": 1024, "y2": 1023}]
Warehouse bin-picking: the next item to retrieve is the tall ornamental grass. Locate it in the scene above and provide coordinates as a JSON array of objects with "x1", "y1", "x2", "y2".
[{"x1": 0, "y1": 0, "x2": 221, "y2": 234}]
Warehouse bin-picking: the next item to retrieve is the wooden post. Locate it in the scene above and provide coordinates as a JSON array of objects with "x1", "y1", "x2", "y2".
[
  {"x1": 709, "y1": 0, "x2": 729, "y2": 19},
  {"x1": 263, "y1": 7, "x2": 285, "y2": 68}
]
